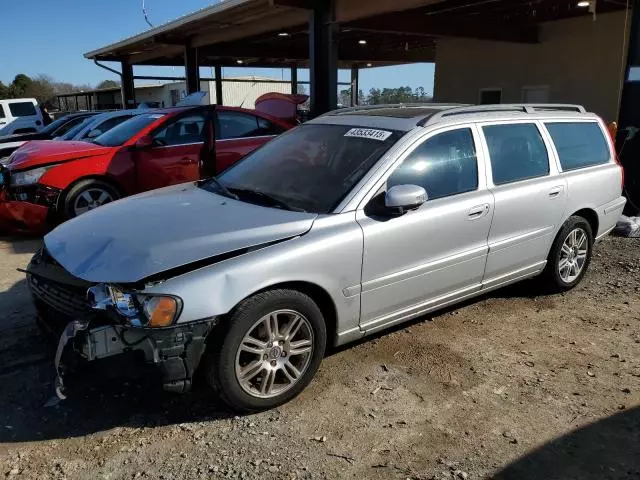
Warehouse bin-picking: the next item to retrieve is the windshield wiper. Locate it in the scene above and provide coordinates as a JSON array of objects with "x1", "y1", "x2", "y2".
[
  {"x1": 228, "y1": 187, "x2": 306, "y2": 212},
  {"x1": 209, "y1": 177, "x2": 239, "y2": 200}
]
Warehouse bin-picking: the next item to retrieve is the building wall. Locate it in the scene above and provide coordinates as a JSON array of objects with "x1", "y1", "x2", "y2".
[
  {"x1": 89, "y1": 78, "x2": 293, "y2": 110},
  {"x1": 208, "y1": 77, "x2": 292, "y2": 108},
  {"x1": 434, "y1": 11, "x2": 630, "y2": 121}
]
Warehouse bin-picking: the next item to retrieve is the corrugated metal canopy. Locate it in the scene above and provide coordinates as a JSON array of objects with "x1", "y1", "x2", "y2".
[{"x1": 85, "y1": 0, "x2": 628, "y2": 68}]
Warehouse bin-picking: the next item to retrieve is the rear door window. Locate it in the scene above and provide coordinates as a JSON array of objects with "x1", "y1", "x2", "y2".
[
  {"x1": 545, "y1": 122, "x2": 610, "y2": 171},
  {"x1": 217, "y1": 111, "x2": 262, "y2": 139},
  {"x1": 482, "y1": 123, "x2": 550, "y2": 185},
  {"x1": 8, "y1": 102, "x2": 37, "y2": 117},
  {"x1": 387, "y1": 128, "x2": 478, "y2": 200}
]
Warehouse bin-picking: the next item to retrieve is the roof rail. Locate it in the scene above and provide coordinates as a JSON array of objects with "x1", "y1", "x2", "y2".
[
  {"x1": 321, "y1": 102, "x2": 469, "y2": 117},
  {"x1": 420, "y1": 103, "x2": 587, "y2": 126}
]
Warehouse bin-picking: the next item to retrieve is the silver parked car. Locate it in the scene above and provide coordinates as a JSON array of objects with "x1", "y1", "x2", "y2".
[{"x1": 28, "y1": 104, "x2": 626, "y2": 411}]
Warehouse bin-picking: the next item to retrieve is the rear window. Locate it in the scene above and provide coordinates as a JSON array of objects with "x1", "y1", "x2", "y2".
[
  {"x1": 545, "y1": 122, "x2": 610, "y2": 171},
  {"x1": 8, "y1": 102, "x2": 37, "y2": 117}
]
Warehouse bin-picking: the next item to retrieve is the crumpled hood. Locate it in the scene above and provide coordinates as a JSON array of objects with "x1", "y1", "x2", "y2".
[
  {"x1": 44, "y1": 183, "x2": 318, "y2": 283},
  {"x1": 7, "y1": 140, "x2": 111, "y2": 170}
]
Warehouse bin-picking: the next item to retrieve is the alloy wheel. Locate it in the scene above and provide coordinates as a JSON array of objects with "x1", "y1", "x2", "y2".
[
  {"x1": 73, "y1": 188, "x2": 114, "y2": 216},
  {"x1": 558, "y1": 227, "x2": 588, "y2": 283},
  {"x1": 234, "y1": 309, "x2": 314, "y2": 399}
]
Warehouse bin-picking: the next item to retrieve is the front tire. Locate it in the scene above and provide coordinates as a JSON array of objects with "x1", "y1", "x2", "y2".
[
  {"x1": 205, "y1": 289, "x2": 327, "y2": 412},
  {"x1": 542, "y1": 216, "x2": 593, "y2": 292},
  {"x1": 61, "y1": 179, "x2": 120, "y2": 220}
]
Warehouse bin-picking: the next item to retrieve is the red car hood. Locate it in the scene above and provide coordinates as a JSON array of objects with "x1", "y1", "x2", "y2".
[{"x1": 7, "y1": 141, "x2": 113, "y2": 170}]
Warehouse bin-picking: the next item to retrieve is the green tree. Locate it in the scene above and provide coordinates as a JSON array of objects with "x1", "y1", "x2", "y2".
[
  {"x1": 96, "y1": 79, "x2": 120, "y2": 89},
  {"x1": 338, "y1": 88, "x2": 351, "y2": 107},
  {"x1": 9, "y1": 74, "x2": 33, "y2": 97},
  {"x1": 368, "y1": 88, "x2": 382, "y2": 105},
  {"x1": 0, "y1": 81, "x2": 8, "y2": 100},
  {"x1": 26, "y1": 75, "x2": 56, "y2": 104}
]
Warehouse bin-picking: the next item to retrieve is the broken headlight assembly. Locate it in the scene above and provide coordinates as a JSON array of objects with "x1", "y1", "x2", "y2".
[{"x1": 87, "y1": 284, "x2": 181, "y2": 328}]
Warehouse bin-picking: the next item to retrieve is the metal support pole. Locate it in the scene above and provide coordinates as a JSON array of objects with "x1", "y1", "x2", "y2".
[
  {"x1": 75, "y1": 95, "x2": 79, "y2": 111},
  {"x1": 350, "y1": 65, "x2": 359, "y2": 107},
  {"x1": 309, "y1": 0, "x2": 338, "y2": 116},
  {"x1": 214, "y1": 65, "x2": 223, "y2": 105},
  {"x1": 291, "y1": 64, "x2": 298, "y2": 94},
  {"x1": 121, "y1": 60, "x2": 136, "y2": 109},
  {"x1": 185, "y1": 42, "x2": 200, "y2": 94}
]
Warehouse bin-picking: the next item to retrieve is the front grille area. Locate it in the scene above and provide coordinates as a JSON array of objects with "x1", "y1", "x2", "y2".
[
  {"x1": 28, "y1": 274, "x2": 95, "y2": 320},
  {"x1": 27, "y1": 248, "x2": 99, "y2": 335}
]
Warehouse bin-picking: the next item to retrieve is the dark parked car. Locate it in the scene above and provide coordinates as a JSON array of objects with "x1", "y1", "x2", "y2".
[{"x1": 0, "y1": 112, "x2": 97, "y2": 160}]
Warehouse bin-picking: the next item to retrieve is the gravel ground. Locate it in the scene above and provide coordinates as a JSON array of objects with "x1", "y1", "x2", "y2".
[{"x1": 0, "y1": 235, "x2": 639, "y2": 480}]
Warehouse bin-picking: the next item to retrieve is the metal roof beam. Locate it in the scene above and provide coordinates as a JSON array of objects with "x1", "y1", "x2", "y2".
[{"x1": 346, "y1": 15, "x2": 539, "y2": 43}]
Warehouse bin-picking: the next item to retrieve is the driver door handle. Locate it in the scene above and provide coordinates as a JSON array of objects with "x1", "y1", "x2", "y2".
[
  {"x1": 179, "y1": 157, "x2": 197, "y2": 165},
  {"x1": 548, "y1": 185, "x2": 565, "y2": 198},
  {"x1": 468, "y1": 203, "x2": 490, "y2": 220}
]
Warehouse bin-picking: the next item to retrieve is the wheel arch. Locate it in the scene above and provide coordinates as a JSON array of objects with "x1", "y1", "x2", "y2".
[
  {"x1": 58, "y1": 174, "x2": 125, "y2": 203},
  {"x1": 56, "y1": 174, "x2": 127, "y2": 217},
  {"x1": 230, "y1": 281, "x2": 339, "y2": 347},
  {"x1": 568, "y1": 208, "x2": 599, "y2": 238}
]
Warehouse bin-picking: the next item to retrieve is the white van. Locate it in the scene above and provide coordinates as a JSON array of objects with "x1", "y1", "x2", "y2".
[{"x1": 0, "y1": 99, "x2": 45, "y2": 137}]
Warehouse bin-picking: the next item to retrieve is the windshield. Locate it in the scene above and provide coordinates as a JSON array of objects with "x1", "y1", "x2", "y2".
[
  {"x1": 41, "y1": 115, "x2": 77, "y2": 135},
  {"x1": 92, "y1": 114, "x2": 165, "y2": 147},
  {"x1": 57, "y1": 116, "x2": 93, "y2": 141},
  {"x1": 208, "y1": 124, "x2": 402, "y2": 213}
]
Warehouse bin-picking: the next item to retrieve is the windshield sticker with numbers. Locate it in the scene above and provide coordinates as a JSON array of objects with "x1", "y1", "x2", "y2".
[{"x1": 344, "y1": 128, "x2": 393, "y2": 141}]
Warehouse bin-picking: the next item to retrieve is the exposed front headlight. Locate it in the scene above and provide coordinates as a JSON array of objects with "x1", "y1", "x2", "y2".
[
  {"x1": 10, "y1": 166, "x2": 54, "y2": 186},
  {"x1": 139, "y1": 295, "x2": 180, "y2": 328},
  {"x1": 88, "y1": 284, "x2": 181, "y2": 328}
]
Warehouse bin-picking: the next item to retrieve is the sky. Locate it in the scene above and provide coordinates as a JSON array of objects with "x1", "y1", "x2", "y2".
[{"x1": 0, "y1": 0, "x2": 435, "y2": 95}]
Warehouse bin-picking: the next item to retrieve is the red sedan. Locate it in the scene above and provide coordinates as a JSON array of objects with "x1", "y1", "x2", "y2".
[{"x1": 0, "y1": 105, "x2": 294, "y2": 233}]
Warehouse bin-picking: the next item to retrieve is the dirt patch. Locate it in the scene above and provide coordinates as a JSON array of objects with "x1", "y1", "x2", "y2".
[{"x1": 0, "y1": 235, "x2": 639, "y2": 479}]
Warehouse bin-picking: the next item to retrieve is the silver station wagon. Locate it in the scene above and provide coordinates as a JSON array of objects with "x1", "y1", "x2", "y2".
[{"x1": 28, "y1": 103, "x2": 626, "y2": 411}]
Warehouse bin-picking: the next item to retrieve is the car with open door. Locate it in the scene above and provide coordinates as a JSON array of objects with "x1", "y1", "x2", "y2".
[
  {"x1": 0, "y1": 105, "x2": 293, "y2": 232},
  {"x1": 25, "y1": 103, "x2": 625, "y2": 411}
]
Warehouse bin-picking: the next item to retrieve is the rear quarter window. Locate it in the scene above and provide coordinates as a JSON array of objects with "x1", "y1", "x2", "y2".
[
  {"x1": 0, "y1": 105, "x2": 5, "y2": 119},
  {"x1": 545, "y1": 122, "x2": 610, "y2": 171},
  {"x1": 8, "y1": 102, "x2": 37, "y2": 117}
]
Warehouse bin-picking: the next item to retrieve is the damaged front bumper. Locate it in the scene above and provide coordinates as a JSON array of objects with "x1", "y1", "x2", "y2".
[
  {"x1": 0, "y1": 183, "x2": 60, "y2": 233},
  {"x1": 74, "y1": 319, "x2": 215, "y2": 393},
  {"x1": 28, "y1": 247, "x2": 216, "y2": 395},
  {"x1": 49, "y1": 316, "x2": 216, "y2": 398}
]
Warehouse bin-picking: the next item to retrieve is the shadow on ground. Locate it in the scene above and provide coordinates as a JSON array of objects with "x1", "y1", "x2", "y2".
[
  {"x1": 0, "y1": 235, "x2": 41, "y2": 255},
  {"x1": 0, "y1": 273, "x2": 574, "y2": 445},
  {"x1": 494, "y1": 406, "x2": 640, "y2": 479}
]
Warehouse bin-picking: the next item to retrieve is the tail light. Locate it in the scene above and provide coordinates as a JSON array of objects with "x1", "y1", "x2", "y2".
[{"x1": 604, "y1": 119, "x2": 624, "y2": 191}]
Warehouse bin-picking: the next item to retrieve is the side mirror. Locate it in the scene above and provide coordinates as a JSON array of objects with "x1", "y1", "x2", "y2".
[
  {"x1": 86, "y1": 129, "x2": 102, "y2": 139},
  {"x1": 134, "y1": 135, "x2": 154, "y2": 149},
  {"x1": 385, "y1": 184, "x2": 427, "y2": 215}
]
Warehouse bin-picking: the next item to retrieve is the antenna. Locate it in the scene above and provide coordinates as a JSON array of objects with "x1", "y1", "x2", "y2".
[{"x1": 142, "y1": 0, "x2": 154, "y2": 28}]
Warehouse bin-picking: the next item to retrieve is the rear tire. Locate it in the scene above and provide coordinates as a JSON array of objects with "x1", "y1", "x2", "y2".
[
  {"x1": 542, "y1": 216, "x2": 593, "y2": 292},
  {"x1": 204, "y1": 289, "x2": 326, "y2": 412},
  {"x1": 61, "y1": 179, "x2": 120, "y2": 220}
]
